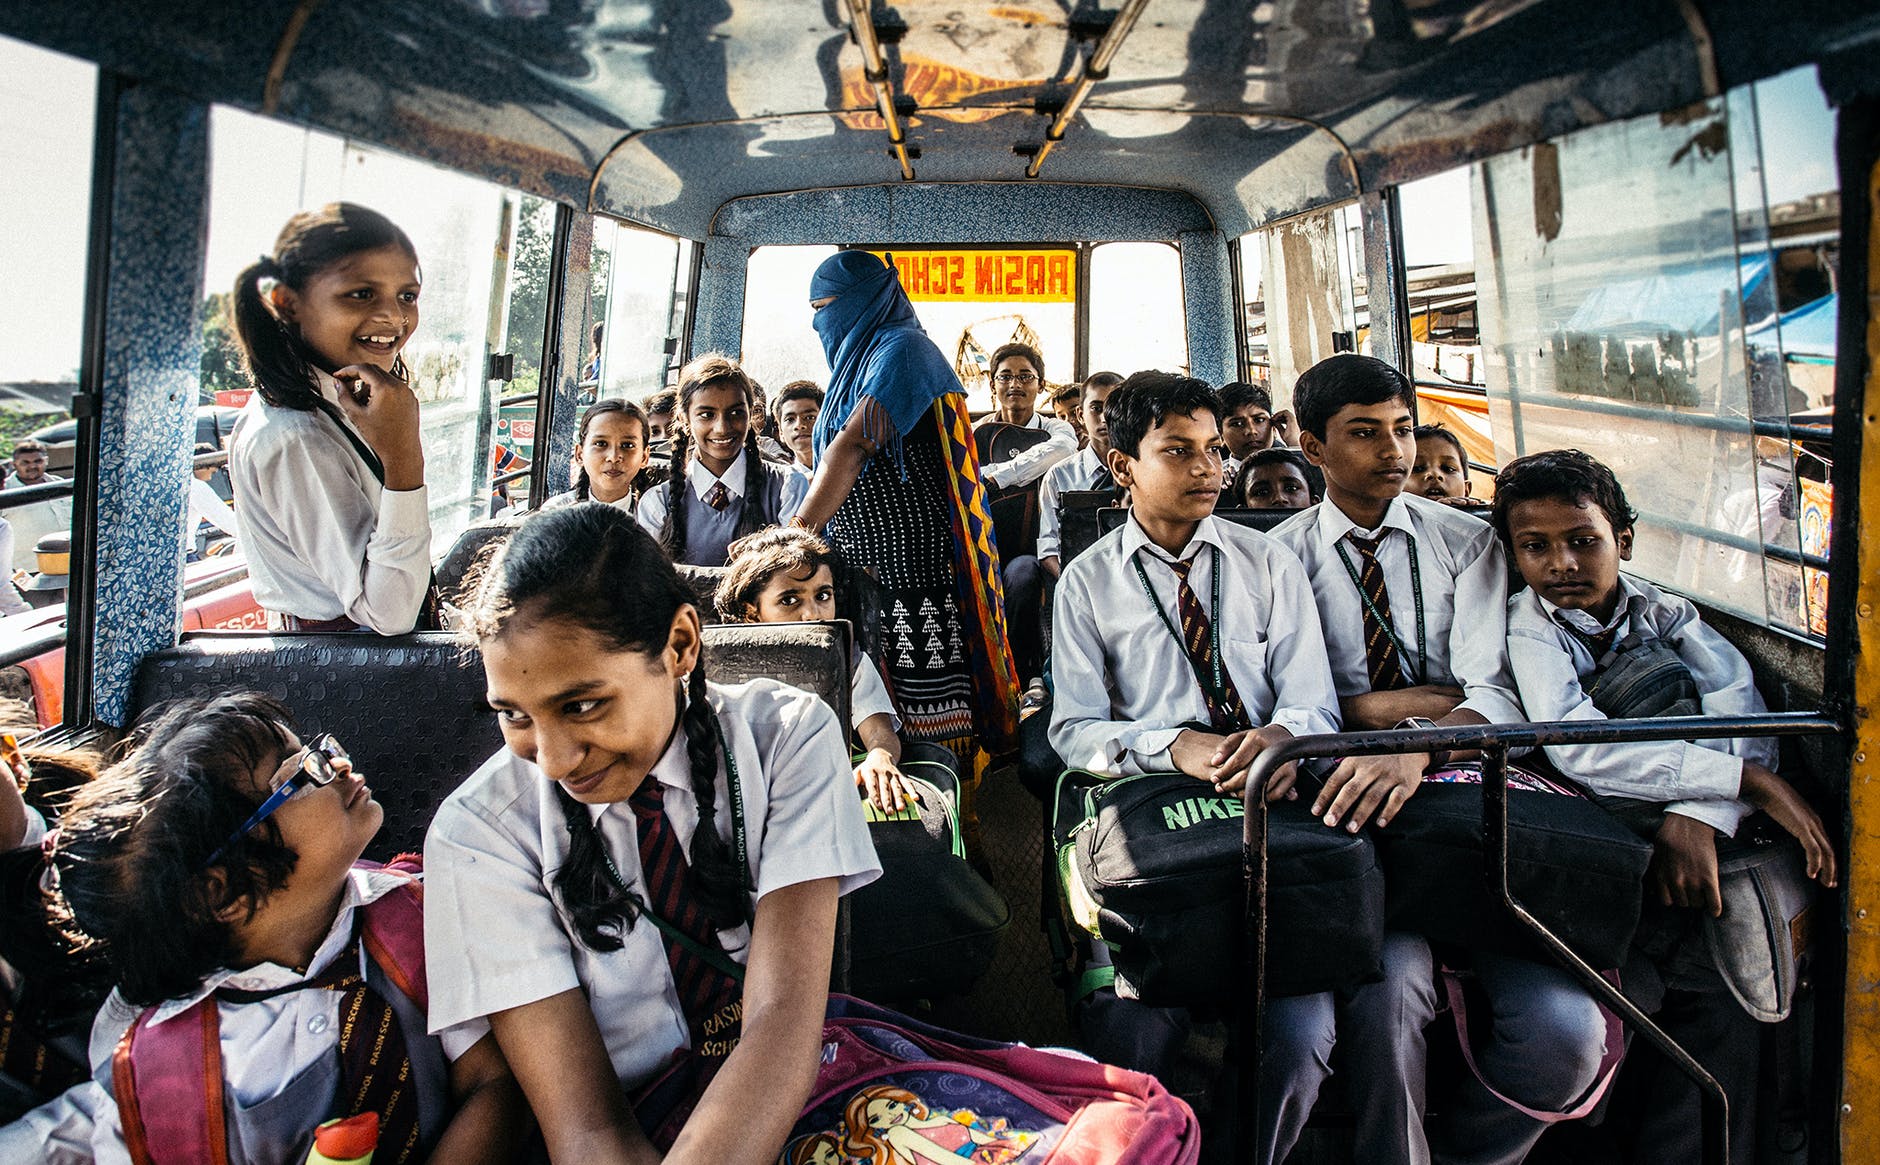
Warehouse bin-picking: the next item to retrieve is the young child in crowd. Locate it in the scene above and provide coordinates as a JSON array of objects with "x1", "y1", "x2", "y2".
[
  {"x1": 425, "y1": 504, "x2": 879, "y2": 1164},
  {"x1": 1271, "y1": 353, "x2": 1606, "y2": 1165},
  {"x1": 643, "y1": 387, "x2": 678, "y2": 447},
  {"x1": 636, "y1": 354, "x2": 809, "y2": 567},
  {"x1": 773, "y1": 381, "x2": 824, "y2": 477},
  {"x1": 1411, "y1": 423, "x2": 1475, "y2": 505},
  {"x1": 1, "y1": 692, "x2": 526, "y2": 1164},
  {"x1": 717, "y1": 527, "x2": 914, "y2": 814},
  {"x1": 1493, "y1": 448, "x2": 1836, "y2": 1165},
  {"x1": 1049, "y1": 371, "x2": 1342, "y2": 1165},
  {"x1": 1047, "y1": 382, "x2": 1087, "y2": 448},
  {"x1": 1037, "y1": 371, "x2": 1124, "y2": 578},
  {"x1": 542, "y1": 399, "x2": 653, "y2": 513},
  {"x1": 1217, "y1": 382, "x2": 1277, "y2": 469},
  {"x1": 227, "y1": 203, "x2": 433, "y2": 634},
  {"x1": 1230, "y1": 447, "x2": 1315, "y2": 511}
]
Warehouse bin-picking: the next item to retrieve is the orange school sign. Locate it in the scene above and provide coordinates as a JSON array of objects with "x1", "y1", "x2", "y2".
[{"x1": 867, "y1": 249, "x2": 1076, "y2": 304}]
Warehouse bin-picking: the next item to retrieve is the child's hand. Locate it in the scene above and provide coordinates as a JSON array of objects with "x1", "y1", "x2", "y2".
[
  {"x1": 854, "y1": 749, "x2": 915, "y2": 814},
  {"x1": 1739, "y1": 762, "x2": 1838, "y2": 887},
  {"x1": 1170, "y1": 726, "x2": 1295, "y2": 798},
  {"x1": 1650, "y1": 813, "x2": 1722, "y2": 915},
  {"x1": 1313, "y1": 752, "x2": 1425, "y2": 832},
  {"x1": 333, "y1": 363, "x2": 426, "y2": 488}
]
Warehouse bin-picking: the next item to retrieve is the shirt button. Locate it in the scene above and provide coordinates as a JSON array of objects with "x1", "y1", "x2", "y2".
[{"x1": 308, "y1": 1014, "x2": 330, "y2": 1035}]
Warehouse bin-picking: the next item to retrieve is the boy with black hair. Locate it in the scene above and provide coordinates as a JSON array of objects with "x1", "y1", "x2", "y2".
[
  {"x1": 1271, "y1": 353, "x2": 1606, "y2": 1165},
  {"x1": 1233, "y1": 446, "x2": 1315, "y2": 511},
  {"x1": 1494, "y1": 448, "x2": 1835, "y2": 1165},
  {"x1": 1412, "y1": 424, "x2": 1473, "y2": 504},
  {"x1": 1218, "y1": 382, "x2": 1276, "y2": 463},
  {"x1": 773, "y1": 380, "x2": 824, "y2": 475},
  {"x1": 1050, "y1": 369, "x2": 1342, "y2": 1164},
  {"x1": 1037, "y1": 371, "x2": 1125, "y2": 577},
  {"x1": 1048, "y1": 381, "x2": 1087, "y2": 448}
]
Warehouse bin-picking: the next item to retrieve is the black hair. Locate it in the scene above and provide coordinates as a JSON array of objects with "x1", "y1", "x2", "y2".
[
  {"x1": 1414, "y1": 423, "x2": 1467, "y2": 463},
  {"x1": 466, "y1": 504, "x2": 752, "y2": 949},
  {"x1": 643, "y1": 387, "x2": 678, "y2": 419},
  {"x1": 1218, "y1": 381, "x2": 1274, "y2": 415},
  {"x1": 1233, "y1": 446, "x2": 1313, "y2": 506},
  {"x1": 1104, "y1": 370, "x2": 1222, "y2": 459},
  {"x1": 571, "y1": 399, "x2": 652, "y2": 502},
  {"x1": 47, "y1": 693, "x2": 303, "y2": 1007},
  {"x1": 1291, "y1": 354, "x2": 1414, "y2": 440},
  {"x1": 659, "y1": 353, "x2": 768, "y2": 563},
  {"x1": 1490, "y1": 449, "x2": 1638, "y2": 547},
  {"x1": 716, "y1": 527, "x2": 837, "y2": 624},
  {"x1": 1082, "y1": 371, "x2": 1124, "y2": 391},
  {"x1": 990, "y1": 342, "x2": 1044, "y2": 384},
  {"x1": 773, "y1": 380, "x2": 824, "y2": 422},
  {"x1": 232, "y1": 203, "x2": 418, "y2": 412},
  {"x1": 11, "y1": 440, "x2": 48, "y2": 459}
]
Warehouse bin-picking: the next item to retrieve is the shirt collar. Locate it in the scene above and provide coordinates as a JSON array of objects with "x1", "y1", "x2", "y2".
[
  {"x1": 145, "y1": 865, "x2": 414, "y2": 1027},
  {"x1": 1315, "y1": 493, "x2": 1413, "y2": 549},
  {"x1": 687, "y1": 448, "x2": 746, "y2": 502},
  {"x1": 1120, "y1": 509, "x2": 1222, "y2": 565},
  {"x1": 1537, "y1": 573, "x2": 1643, "y2": 636}
]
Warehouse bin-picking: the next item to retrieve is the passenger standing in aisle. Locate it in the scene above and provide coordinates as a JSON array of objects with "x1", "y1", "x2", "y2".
[
  {"x1": 1271, "y1": 353, "x2": 1606, "y2": 1165},
  {"x1": 425, "y1": 505, "x2": 880, "y2": 1165},
  {"x1": 226, "y1": 203, "x2": 433, "y2": 634},
  {"x1": 793, "y1": 250, "x2": 1020, "y2": 774}
]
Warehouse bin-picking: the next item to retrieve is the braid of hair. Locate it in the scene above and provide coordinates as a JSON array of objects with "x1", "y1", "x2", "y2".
[
  {"x1": 734, "y1": 426, "x2": 769, "y2": 542},
  {"x1": 660, "y1": 428, "x2": 693, "y2": 560},
  {"x1": 573, "y1": 464, "x2": 592, "y2": 502},
  {"x1": 551, "y1": 784, "x2": 642, "y2": 951},
  {"x1": 681, "y1": 665, "x2": 753, "y2": 928}
]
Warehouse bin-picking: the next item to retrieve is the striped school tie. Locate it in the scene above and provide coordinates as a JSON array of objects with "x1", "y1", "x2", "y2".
[
  {"x1": 1164, "y1": 555, "x2": 1249, "y2": 732},
  {"x1": 1346, "y1": 533, "x2": 1409, "y2": 692},
  {"x1": 704, "y1": 481, "x2": 731, "y2": 511},
  {"x1": 631, "y1": 780, "x2": 744, "y2": 1064}
]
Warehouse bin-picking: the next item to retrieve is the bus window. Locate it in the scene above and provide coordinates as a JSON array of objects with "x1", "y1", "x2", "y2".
[
  {"x1": 1472, "y1": 76, "x2": 1837, "y2": 634},
  {"x1": 0, "y1": 35, "x2": 92, "y2": 644},
  {"x1": 203, "y1": 107, "x2": 530, "y2": 550},
  {"x1": 1238, "y1": 202, "x2": 1362, "y2": 410},
  {"x1": 591, "y1": 218, "x2": 684, "y2": 405},
  {"x1": 739, "y1": 244, "x2": 838, "y2": 399},
  {"x1": 1088, "y1": 242, "x2": 1186, "y2": 379}
]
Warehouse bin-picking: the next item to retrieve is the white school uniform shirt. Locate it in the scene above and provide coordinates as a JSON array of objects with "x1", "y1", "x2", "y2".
[
  {"x1": 227, "y1": 372, "x2": 432, "y2": 634},
  {"x1": 634, "y1": 448, "x2": 811, "y2": 536},
  {"x1": 0, "y1": 517, "x2": 27, "y2": 617},
  {"x1": 1270, "y1": 493, "x2": 1524, "y2": 724},
  {"x1": 852, "y1": 655, "x2": 901, "y2": 733},
  {"x1": 4, "y1": 473, "x2": 73, "y2": 576},
  {"x1": 1048, "y1": 511, "x2": 1341, "y2": 775},
  {"x1": 1036, "y1": 446, "x2": 1111, "y2": 562},
  {"x1": 0, "y1": 867, "x2": 488, "y2": 1165},
  {"x1": 981, "y1": 414, "x2": 1077, "y2": 491},
  {"x1": 1506, "y1": 575, "x2": 1771, "y2": 835},
  {"x1": 423, "y1": 678, "x2": 881, "y2": 1092},
  {"x1": 187, "y1": 477, "x2": 240, "y2": 540}
]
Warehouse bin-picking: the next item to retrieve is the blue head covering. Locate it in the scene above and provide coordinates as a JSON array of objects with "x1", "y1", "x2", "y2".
[{"x1": 810, "y1": 251, "x2": 962, "y2": 458}]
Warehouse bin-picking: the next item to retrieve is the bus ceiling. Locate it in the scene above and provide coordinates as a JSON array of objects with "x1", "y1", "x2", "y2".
[{"x1": 4, "y1": 0, "x2": 1876, "y2": 242}]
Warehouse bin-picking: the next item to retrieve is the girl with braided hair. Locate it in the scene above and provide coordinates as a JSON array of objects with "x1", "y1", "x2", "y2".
[
  {"x1": 424, "y1": 503, "x2": 880, "y2": 1164},
  {"x1": 635, "y1": 354, "x2": 809, "y2": 566},
  {"x1": 226, "y1": 202, "x2": 434, "y2": 634}
]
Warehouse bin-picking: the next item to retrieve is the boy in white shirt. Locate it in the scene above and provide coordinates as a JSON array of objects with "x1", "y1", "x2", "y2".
[
  {"x1": 1049, "y1": 370, "x2": 1341, "y2": 1165},
  {"x1": 1493, "y1": 448, "x2": 1835, "y2": 1165},
  {"x1": 1037, "y1": 371, "x2": 1124, "y2": 578},
  {"x1": 1271, "y1": 353, "x2": 1606, "y2": 1165}
]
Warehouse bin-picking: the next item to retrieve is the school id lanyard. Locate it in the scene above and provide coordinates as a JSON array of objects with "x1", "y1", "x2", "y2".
[
  {"x1": 1332, "y1": 528, "x2": 1428, "y2": 686},
  {"x1": 1130, "y1": 544, "x2": 1229, "y2": 711}
]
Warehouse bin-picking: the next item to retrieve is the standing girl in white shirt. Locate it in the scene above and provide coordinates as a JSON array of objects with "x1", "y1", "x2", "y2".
[
  {"x1": 227, "y1": 203, "x2": 432, "y2": 634},
  {"x1": 424, "y1": 504, "x2": 879, "y2": 1165}
]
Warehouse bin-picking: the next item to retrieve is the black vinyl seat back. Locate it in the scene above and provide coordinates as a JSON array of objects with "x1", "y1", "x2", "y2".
[
  {"x1": 974, "y1": 421, "x2": 1053, "y2": 560},
  {"x1": 129, "y1": 622, "x2": 854, "y2": 861}
]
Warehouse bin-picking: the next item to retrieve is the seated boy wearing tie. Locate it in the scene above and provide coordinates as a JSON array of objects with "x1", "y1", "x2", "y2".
[
  {"x1": 1048, "y1": 370, "x2": 1342, "y2": 1165},
  {"x1": 1271, "y1": 354, "x2": 1607, "y2": 1165}
]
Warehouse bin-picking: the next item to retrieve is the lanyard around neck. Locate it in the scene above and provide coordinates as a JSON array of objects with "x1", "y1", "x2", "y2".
[
  {"x1": 1333, "y1": 528, "x2": 1427, "y2": 686},
  {"x1": 1130, "y1": 544, "x2": 1226, "y2": 707}
]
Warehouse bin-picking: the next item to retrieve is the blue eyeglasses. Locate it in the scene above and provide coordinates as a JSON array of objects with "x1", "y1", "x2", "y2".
[{"x1": 200, "y1": 734, "x2": 350, "y2": 870}]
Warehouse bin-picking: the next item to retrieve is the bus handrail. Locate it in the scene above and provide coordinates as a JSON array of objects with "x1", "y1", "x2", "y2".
[
  {"x1": 0, "y1": 481, "x2": 75, "y2": 511},
  {"x1": 1233, "y1": 711, "x2": 1840, "y2": 1165}
]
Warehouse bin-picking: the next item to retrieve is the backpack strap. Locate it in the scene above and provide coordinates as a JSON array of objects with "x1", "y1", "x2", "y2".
[
  {"x1": 358, "y1": 855, "x2": 428, "y2": 1011},
  {"x1": 1440, "y1": 965, "x2": 1625, "y2": 1123},
  {"x1": 112, "y1": 1000, "x2": 230, "y2": 1165}
]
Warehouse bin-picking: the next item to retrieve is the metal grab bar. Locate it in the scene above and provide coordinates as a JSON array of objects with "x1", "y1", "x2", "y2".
[
  {"x1": 0, "y1": 480, "x2": 75, "y2": 511},
  {"x1": 1233, "y1": 711, "x2": 1840, "y2": 1165}
]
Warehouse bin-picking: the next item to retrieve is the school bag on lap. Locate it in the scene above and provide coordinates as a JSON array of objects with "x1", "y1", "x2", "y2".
[
  {"x1": 846, "y1": 744, "x2": 1009, "y2": 1002},
  {"x1": 637, "y1": 993, "x2": 1201, "y2": 1165},
  {"x1": 1055, "y1": 770, "x2": 1385, "y2": 1003}
]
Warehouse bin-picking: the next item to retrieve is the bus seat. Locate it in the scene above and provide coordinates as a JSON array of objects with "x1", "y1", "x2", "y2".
[
  {"x1": 128, "y1": 622, "x2": 854, "y2": 861},
  {"x1": 433, "y1": 517, "x2": 526, "y2": 607}
]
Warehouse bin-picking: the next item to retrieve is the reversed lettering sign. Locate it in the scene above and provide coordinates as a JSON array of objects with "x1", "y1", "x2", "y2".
[{"x1": 867, "y1": 249, "x2": 1076, "y2": 303}]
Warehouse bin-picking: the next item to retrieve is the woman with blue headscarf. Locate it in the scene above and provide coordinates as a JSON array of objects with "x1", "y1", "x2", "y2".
[{"x1": 794, "y1": 250, "x2": 1019, "y2": 772}]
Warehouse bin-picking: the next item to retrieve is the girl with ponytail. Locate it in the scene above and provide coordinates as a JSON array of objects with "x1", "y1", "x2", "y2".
[
  {"x1": 635, "y1": 354, "x2": 809, "y2": 566},
  {"x1": 424, "y1": 503, "x2": 880, "y2": 1165},
  {"x1": 227, "y1": 202, "x2": 433, "y2": 634}
]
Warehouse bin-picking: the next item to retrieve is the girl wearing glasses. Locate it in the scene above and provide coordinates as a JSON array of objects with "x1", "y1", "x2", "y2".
[
  {"x1": 1, "y1": 692, "x2": 527, "y2": 1164},
  {"x1": 423, "y1": 503, "x2": 880, "y2": 1165}
]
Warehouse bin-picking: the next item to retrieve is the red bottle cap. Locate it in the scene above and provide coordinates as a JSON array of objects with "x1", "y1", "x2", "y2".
[{"x1": 315, "y1": 1112, "x2": 380, "y2": 1159}]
